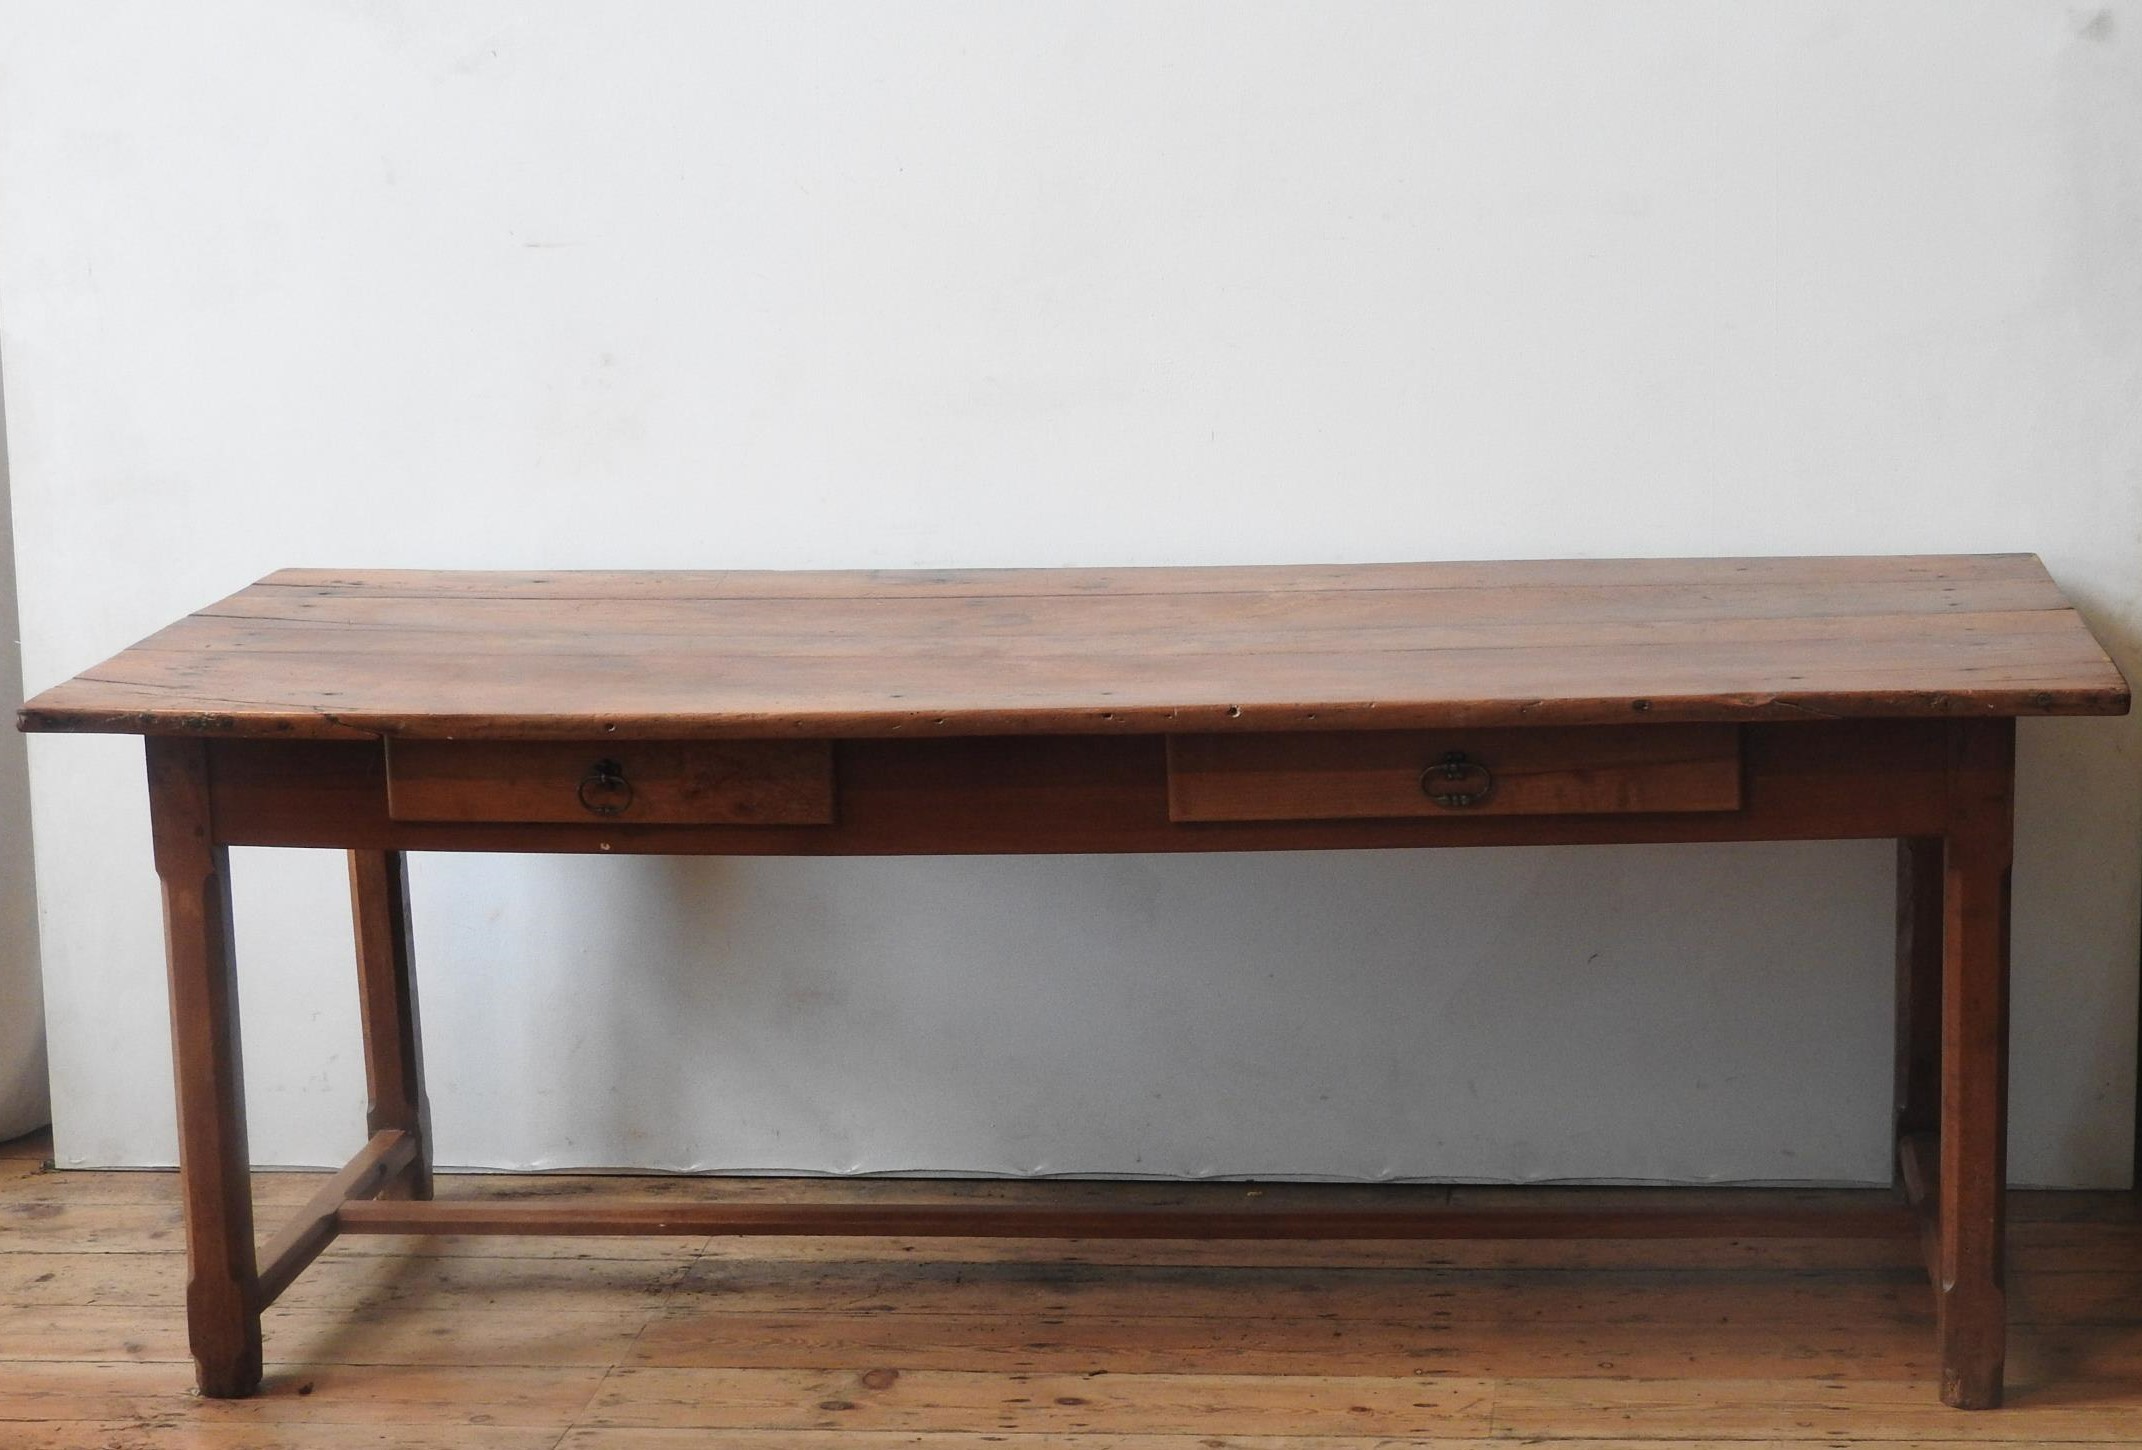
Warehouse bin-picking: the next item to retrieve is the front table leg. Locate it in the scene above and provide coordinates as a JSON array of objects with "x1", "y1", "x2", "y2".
[
  {"x1": 146, "y1": 738, "x2": 263, "y2": 1397},
  {"x1": 1937, "y1": 718, "x2": 2015, "y2": 1409}
]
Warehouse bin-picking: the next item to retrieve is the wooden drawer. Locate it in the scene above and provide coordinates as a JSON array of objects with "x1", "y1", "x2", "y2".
[
  {"x1": 1167, "y1": 725, "x2": 1741, "y2": 822},
  {"x1": 385, "y1": 740, "x2": 835, "y2": 825}
]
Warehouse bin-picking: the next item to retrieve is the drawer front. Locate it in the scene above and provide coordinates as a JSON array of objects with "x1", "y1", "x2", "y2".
[
  {"x1": 1167, "y1": 725, "x2": 1741, "y2": 822},
  {"x1": 386, "y1": 740, "x2": 835, "y2": 825}
]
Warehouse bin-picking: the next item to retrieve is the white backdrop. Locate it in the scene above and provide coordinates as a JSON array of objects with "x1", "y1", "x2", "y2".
[
  {"x1": 3, "y1": 1, "x2": 2138, "y2": 1183},
  {"x1": 0, "y1": 372, "x2": 47, "y2": 1140}
]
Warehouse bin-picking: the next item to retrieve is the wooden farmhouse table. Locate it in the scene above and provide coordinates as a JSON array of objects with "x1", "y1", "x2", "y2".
[{"x1": 16, "y1": 554, "x2": 2132, "y2": 1409}]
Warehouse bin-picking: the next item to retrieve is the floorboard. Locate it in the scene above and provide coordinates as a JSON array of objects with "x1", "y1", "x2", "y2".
[{"x1": 5, "y1": 1127, "x2": 2140, "y2": 1447}]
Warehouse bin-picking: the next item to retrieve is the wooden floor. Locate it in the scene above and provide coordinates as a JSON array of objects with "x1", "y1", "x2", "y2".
[{"x1": 8, "y1": 1128, "x2": 2142, "y2": 1448}]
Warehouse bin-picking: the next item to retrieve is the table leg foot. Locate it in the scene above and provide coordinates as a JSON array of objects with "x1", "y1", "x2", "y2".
[
  {"x1": 1938, "y1": 1285, "x2": 2005, "y2": 1409},
  {"x1": 187, "y1": 1276, "x2": 263, "y2": 1398}
]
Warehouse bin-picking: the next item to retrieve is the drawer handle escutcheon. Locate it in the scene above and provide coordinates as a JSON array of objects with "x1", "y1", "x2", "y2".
[
  {"x1": 577, "y1": 758, "x2": 634, "y2": 816},
  {"x1": 1422, "y1": 751, "x2": 1494, "y2": 808}
]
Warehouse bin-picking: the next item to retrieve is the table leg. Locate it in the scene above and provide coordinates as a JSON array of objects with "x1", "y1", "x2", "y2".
[
  {"x1": 146, "y1": 738, "x2": 262, "y2": 1398},
  {"x1": 1895, "y1": 836, "x2": 1943, "y2": 1151},
  {"x1": 350, "y1": 850, "x2": 431, "y2": 1200},
  {"x1": 1937, "y1": 718, "x2": 2014, "y2": 1409}
]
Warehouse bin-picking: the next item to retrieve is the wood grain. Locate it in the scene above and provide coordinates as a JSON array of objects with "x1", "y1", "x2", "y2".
[{"x1": 17, "y1": 555, "x2": 2128, "y2": 740}]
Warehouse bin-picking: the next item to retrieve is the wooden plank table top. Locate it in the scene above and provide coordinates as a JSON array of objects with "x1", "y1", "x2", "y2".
[{"x1": 14, "y1": 553, "x2": 2130, "y2": 740}]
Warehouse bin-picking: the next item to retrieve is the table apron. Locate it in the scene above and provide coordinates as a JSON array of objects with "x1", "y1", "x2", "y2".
[{"x1": 204, "y1": 719, "x2": 1953, "y2": 853}]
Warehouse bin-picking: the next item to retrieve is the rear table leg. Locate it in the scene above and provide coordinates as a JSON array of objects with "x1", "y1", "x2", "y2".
[
  {"x1": 350, "y1": 850, "x2": 432, "y2": 1199},
  {"x1": 1895, "y1": 836, "x2": 1943, "y2": 1155}
]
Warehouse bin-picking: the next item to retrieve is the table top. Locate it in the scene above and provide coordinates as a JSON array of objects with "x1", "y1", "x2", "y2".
[{"x1": 16, "y1": 555, "x2": 2129, "y2": 741}]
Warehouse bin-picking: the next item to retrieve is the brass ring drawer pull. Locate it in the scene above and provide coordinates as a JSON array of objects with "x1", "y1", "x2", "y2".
[
  {"x1": 1421, "y1": 750, "x2": 1494, "y2": 808},
  {"x1": 577, "y1": 758, "x2": 634, "y2": 816}
]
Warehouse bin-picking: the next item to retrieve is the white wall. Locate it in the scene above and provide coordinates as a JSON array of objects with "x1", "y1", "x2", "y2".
[
  {"x1": 0, "y1": 361, "x2": 49, "y2": 1141},
  {"x1": 3, "y1": 1, "x2": 2138, "y2": 1183}
]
